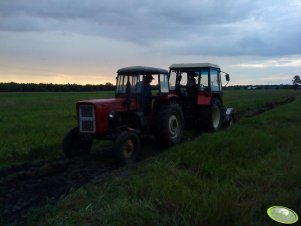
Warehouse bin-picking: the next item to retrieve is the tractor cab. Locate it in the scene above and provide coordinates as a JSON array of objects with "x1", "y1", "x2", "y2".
[
  {"x1": 169, "y1": 63, "x2": 231, "y2": 131},
  {"x1": 169, "y1": 63, "x2": 229, "y2": 105},
  {"x1": 115, "y1": 66, "x2": 169, "y2": 113}
]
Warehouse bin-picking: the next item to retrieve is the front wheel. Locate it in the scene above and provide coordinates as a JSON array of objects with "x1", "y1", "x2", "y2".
[
  {"x1": 62, "y1": 127, "x2": 93, "y2": 158},
  {"x1": 114, "y1": 131, "x2": 140, "y2": 165}
]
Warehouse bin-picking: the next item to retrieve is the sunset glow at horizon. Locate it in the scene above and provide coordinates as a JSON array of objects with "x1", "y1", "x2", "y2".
[{"x1": 0, "y1": 0, "x2": 300, "y2": 86}]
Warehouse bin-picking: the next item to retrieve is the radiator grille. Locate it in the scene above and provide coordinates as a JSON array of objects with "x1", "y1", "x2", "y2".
[
  {"x1": 80, "y1": 105, "x2": 94, "y2": 117},
  {"x1": 79, "y1": 105, "x2": 96, "y2": 133}
]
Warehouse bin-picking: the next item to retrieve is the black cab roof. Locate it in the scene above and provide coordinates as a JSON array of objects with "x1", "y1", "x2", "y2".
[
  {"x1": 117, "y1": 66, "x2": 168, "y2": 75},
  {"x1": 169, "y1": 63, "x2": 220, "y2": 70}
]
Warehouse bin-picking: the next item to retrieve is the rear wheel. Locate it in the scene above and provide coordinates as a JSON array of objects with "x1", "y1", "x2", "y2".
[
  {"x1": 154, "y1": 102, "x2": 184, "y2": 147},
  {"x1": 199, "y1": 98, "x2": 223, "y2": 132},
  {"x1": 62, "y1": 127, "x2": 93, "y2": 158},
  {"x1": 114, "y1": 131, "x2": 140, "y2": 165}
]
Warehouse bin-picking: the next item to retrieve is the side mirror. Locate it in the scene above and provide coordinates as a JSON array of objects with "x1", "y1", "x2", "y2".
[{"x1": 225, "y1": 74, "x2": 230, "y2": 82}]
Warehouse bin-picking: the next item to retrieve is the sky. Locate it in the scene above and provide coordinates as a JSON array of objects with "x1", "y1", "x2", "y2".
[{"x1": 0, "y1": 0, "x2": 300, "y2": 85}]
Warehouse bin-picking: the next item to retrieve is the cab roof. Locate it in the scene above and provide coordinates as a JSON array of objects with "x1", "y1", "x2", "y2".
[
  {"x1": 169, "y1": 63, "x2": 220, "y2": 70},
  {"x1": 117, "y1": 66, "x2": 168, "y2": 75}
]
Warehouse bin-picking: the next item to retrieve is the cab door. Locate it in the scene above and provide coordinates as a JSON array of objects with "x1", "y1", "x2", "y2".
[
  {"x1": 197, "y1": 69, "x2": 212, "y2": 105},
  {"x1": 159, "y1": 73, "x2": 169, "y2": 94},
  {"x1": 210, "y1": 68, "x2": 221, "y2": 92}
]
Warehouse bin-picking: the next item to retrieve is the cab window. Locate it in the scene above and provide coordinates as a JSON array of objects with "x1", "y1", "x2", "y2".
[
  {"x1": 116, "y1": 75, "x2": 126, "y2": 93},
  {"x1": 210, "y1": 69, "x2": 220, "y2": 92},
  {"x1": 159, "y1": 74, "x2": 169, "y2": 93},
  {"x1": 169, "y1": 70, "x2": 177, "y2": 91},
  {"x1": 199, "y1": 70, "x2": 209, "y2": 91},
  {"x1": 132, "y1": 74, "x2": 143, "y2": 93}
]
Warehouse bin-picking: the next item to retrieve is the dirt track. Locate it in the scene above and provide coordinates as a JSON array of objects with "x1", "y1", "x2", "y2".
[
  {"x1": 0, "y1": 137, "x2": 160, "y2": 225},
  {"x1": 242, "y1": 96, "x2": 296, "y2": 118},
  {"x1": 0, "y1": 149, "x2": 119, "y2": 225},
  {"x1": 0, "y1": 96, "x2": 296, "y2": 225}
]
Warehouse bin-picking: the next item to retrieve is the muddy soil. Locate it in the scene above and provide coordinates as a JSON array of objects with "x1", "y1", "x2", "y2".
[
  {"x1": 0, "y1": 149, "x2": 115, "y2": 225},
  {"x1": 0, "y1": 137, "x2": 161, "y2": 225},
  {"x1": 242, "y1": 96, "x2": 296, "y2": 118},
  {"x1": 0, "y1": 96, "x2": 296, "y2": 225}
]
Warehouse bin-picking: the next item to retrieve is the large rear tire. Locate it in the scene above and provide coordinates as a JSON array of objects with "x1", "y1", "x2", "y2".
[
  {"x1": 199, "y1": 98, "x2": 223, "y2": 132},
  {"x1": 153, "y1": 102, "x2": 184, "y2": 147},
  {"x1": 62, "y1": 127, "x2": 93, "y2": 158},
  {"x1": 114, "y1": 131, "x2": 140, "y2": 165}
]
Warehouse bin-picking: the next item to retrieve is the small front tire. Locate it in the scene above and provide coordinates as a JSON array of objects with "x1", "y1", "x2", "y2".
[
  {"x1": 62, "y1": 127, "x2": 93, "y2": 158},
  {"x1": 114, "y1": 131, "x2": 140, "y2": 165}
]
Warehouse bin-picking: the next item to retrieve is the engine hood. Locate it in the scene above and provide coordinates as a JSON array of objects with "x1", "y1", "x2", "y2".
[
  {"x1": 77, "y1": 98, "x2": 126, "y2": 105},
  {"x1": 76, "y1": 98, "x2": 137, "y2": 112}
]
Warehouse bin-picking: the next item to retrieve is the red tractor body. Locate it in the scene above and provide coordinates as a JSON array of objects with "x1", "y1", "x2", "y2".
[
  {"x1": 63, "y1": 66, "x2": 184, "y2": 164},
  {"x1": 168, "y1": 63, "x2": 232, "y2": 131},
  {"x1": 63, "y1": 64, "x2": 232, "y2": 164},
  {"x1": 76, "y1": 98, "x2": 138, "y2": 135}
]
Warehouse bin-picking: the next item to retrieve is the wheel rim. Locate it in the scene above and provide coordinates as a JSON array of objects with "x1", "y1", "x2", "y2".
[
  {"x1": 169, "y1": 115, "x2": 179, "y2": 138},
  {"x1": 212, "y1": 105, "x2": 221, "y2": 129},
  {"x1": 122, "y1": 139, "x2": 135, "y2": 159}
]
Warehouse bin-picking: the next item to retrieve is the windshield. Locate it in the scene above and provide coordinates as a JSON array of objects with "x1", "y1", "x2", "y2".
[
  {"x1": 116, "y1": 74, "x2": 144, "y2": 94},
  {"x1": 169, "y1": 69, "x2": 210, "y2": 91},
  {"x1": 116, "y1": 73, "x2": 168, "y2": 95}
]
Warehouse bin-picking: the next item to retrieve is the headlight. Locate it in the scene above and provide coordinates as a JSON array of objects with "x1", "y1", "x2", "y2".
[{"x1": 108, "y1": 112, "x2": 115, "y2": 119}]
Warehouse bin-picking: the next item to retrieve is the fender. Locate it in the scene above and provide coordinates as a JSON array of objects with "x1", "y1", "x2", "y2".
[
  {"x1": 197, "y1": 93, "x2": 222, "y2": 106},
  {"x1": 197, "y1": 92, "x2": 212, "y2": 105},
  {"x1": 154, "y1": 93, "x2": 179, "y2": 102}
]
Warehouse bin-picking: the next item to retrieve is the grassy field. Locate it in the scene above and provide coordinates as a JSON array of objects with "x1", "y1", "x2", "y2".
[
  {"x1": 16, "y1": 89, "x2": 300, "y2": 226},
  {"x1": 0, "y1": 92, "x2": 113, "y2": 167},
  {"x1": 0, "y1": 89, "x2": 300, "y2": 225},
  {"x1": 0, "y1": 90, "x2": 297, "y2": 167},
  {"x1": 223, "y1": 89, "x2": 298, "y2": 112}
]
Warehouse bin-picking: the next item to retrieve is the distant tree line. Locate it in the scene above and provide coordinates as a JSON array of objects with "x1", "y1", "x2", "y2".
[
  {"x1": 0, "y1": 82, "x2": 115, "y2": 92},
  {"x1": 0, "y1": 82, "x2": 298, "y2": 92},
  {"x1": 225, "y1": 75, "x2": 300, "y2": 90},
  {"x1": 224, "y1": 84, "x2": 294, "y2": 90}
]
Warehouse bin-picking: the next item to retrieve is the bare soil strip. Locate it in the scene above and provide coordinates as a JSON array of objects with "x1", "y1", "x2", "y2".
[
  {"x1": 0, "y1": 150, "x2": 118, "y2": 225},
  {"x1": 242, "y1": 96, "x2": 296, "y2": 118},
  {"x1": 0, "y1": 96, "x2": 296, "y2": 225}
]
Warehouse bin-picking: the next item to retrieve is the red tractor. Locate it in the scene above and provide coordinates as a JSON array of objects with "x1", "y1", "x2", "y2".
[
  {"x1": 168, "y1": 63, "x2": 233, "y2": 131},
  {"x1": 63, "y1": 66, "x2": 184, "y2": 164},
  {"x1": 63, "y1": 64, "x2": 233, "y2": 164}
]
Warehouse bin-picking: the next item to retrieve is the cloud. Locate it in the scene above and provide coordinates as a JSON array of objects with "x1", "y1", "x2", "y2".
[
  {"x1": 260, "y1": 76, "x2": 292, "y2": 81},
  {"x1": 237, "y1": 57, "x2": 301, "y2": 68},
  {"x1": 0, "y1": 0, "x2": 300, "y2": 85},
  {"x1": 0, "y1": 0, "x2": 300, "y2": 57}
]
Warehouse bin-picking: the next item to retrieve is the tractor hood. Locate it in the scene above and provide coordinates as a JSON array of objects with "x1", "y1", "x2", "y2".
[
  {"x1": 78, "y1": 98, "x2": 124, "y2": 105},
  {"x1": 76, "y1": 98, "x2": 138, "y2": 135},
  {"x1": 76, "y1": 98, "x2": 137, "y2": 112}
]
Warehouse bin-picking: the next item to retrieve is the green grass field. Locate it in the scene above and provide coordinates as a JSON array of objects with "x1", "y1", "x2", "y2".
[
  {"x1": 1, "y1": 90, "x2": 300, "y2": 225},
  {"x1": 0, "y1": 90, "x2": 297, "y2": 167},
  {"x1": 0, "y1": 92, "x2": 113, "y2": 167}
]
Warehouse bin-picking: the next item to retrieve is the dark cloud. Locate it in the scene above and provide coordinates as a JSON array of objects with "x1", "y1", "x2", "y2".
[{"x1": 0, "y1": 0, "x2": 300, "y2": 57}]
